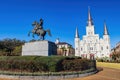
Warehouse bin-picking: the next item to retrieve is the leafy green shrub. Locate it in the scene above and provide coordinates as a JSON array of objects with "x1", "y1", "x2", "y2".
[
  {"x1": 0, "y1": 56, "x2": 96, "y2": 72},
  {"x1": 97, "y1": 57, "x2": 120, "y2": 63},
  {"x1": 62, "y1": 58, "x2": 96, "y2": 71},
  {"x1": 0, "y1": 56, "x2": 65, "y2": 72}
]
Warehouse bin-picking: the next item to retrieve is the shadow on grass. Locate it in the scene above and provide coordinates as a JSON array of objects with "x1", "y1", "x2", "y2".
[{"x1": 97, "y1": 67, "x2": 103, "y2": 73}]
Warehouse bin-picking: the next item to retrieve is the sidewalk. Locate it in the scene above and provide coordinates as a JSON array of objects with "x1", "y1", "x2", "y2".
[{"x1": 68, "y1": 67, "x2": 120, "y2": 80}]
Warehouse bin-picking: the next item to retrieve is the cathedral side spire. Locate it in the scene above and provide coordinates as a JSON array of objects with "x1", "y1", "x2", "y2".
[
  {"x1": 75, "y1": 27, "x2": 79, "y2": 38},
  {"x1": 87, "y1": 7, "x2": 94, "y2": 26},
  {"x1": 104, "y1": 21, "x2": 109, "y2": 35}
]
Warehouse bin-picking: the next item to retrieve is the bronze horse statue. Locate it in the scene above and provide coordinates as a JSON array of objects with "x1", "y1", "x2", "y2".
[{"x1": 28, "y1": 19, "x2": 51, "y2": 40}]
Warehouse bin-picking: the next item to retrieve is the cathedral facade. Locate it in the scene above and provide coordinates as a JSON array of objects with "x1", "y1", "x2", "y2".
[{"x1": 74, "y1": 9, "x2": 111, "y2": 59}]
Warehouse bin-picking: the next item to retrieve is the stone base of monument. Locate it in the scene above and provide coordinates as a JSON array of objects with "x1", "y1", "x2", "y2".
[{"x1": 22, "y1": 40, "x2": 57, "y2": 56}]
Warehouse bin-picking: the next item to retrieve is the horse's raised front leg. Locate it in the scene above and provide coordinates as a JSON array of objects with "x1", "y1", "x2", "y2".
[
  {"x1": 32, "y1": 34, "x2": 35, "y2": 38},
  {"x1": 43, "y1": 36, "x2": 45, "y2": 40},
  {"x1": 39, "y1": 35, "x2": 44, "y2": 40},
  {"x1": 28, "y1": 31, "x2": 31, "y2": 36}
]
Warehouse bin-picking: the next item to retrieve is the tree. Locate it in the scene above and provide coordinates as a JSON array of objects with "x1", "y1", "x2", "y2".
[
  {"x1": 67, "y1": 45, "x2": 73, "y2": 56},
  {"x1": 12, "y1": 46, "x2": 22, "y2": 56},
  {"x1": 111, "y1": 50, "x2": 120, "y2": 62},
  {"x1": 0, "y1": 38, "x2": 25, "y2": 56}
]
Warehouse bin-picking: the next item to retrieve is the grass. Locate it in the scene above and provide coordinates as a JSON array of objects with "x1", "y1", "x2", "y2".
[{"x1": 97, "y1": 62, "x2": 120, "y2": 69}]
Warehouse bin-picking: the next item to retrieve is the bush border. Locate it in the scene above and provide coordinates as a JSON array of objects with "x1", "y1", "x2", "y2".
[{"x1": 0, "y1": 68, "x2": 96, "y2": 76}]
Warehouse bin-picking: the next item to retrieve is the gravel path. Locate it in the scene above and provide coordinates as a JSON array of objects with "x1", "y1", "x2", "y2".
[{"x1": 67, "y1": 67, "x2": 120, "y2": 80}]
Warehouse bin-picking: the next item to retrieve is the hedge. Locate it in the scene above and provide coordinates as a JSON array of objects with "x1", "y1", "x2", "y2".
[
  {"x1": 0, "y1": 56, "x2": 96, "y2": 72},
  {"x1": 62, "y1": 58, "x2": 96, "y2": 71}
]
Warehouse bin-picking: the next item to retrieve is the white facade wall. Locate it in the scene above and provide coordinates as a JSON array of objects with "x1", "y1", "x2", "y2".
[
  {"x1": 75, "y1": 26, "x2": 111, "y2": 58},
  {"x1": 75, "y1": 38, "x2": 80, "y2": 56},
  {"x1": 74, "y1": 9, "x2": 111, "y2": 59},
  {"x1": 75, "y1": 22, "x2": 111, "y2": 59}
]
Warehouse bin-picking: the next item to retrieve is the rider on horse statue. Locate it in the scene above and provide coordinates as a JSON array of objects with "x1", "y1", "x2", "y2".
[{"x1": 28, "y1": 18, "x2": 51, "y2": 40}]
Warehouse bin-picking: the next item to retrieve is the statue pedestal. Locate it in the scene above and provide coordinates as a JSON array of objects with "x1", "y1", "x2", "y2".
[{"x1": 22, "y1": 40, "x2": 57, "y2": 56}]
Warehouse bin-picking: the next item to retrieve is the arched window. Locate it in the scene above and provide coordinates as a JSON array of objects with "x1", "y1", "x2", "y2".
[
  {"x1": 101, "y1": 47, "x2": 103, "y2": 50},
  {"x1": 81, "y1": 48, "x2": 83, "y2": 51},
  {"x1": 91, "y1": 32, "x2": 92, "y2": 34},
  {"x1": 106, "y1": 46, "x2": 108, "y2": 49}
]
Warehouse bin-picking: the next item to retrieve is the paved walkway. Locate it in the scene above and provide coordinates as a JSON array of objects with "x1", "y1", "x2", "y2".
[{"x1": 67, "y1": 67, "x2": 120, "y2": 80}]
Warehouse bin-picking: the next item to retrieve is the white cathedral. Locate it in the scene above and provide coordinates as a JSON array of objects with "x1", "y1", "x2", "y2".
[{"x1": 74, "y1": 9, "x2": 111, "y2": 59}]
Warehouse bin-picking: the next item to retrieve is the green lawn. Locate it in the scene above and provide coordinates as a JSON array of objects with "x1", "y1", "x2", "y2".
[{"x1": 97, "y1": 62, "x2": 120, "y2": 69}]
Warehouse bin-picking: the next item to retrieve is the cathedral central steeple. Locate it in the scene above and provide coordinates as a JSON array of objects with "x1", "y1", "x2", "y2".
[
  {"x1": 87, "y1": 7, "x2": 94, "y2": 26},
  {"x1": 86, "y1": 7, "x2": 95, "y2": 35}
]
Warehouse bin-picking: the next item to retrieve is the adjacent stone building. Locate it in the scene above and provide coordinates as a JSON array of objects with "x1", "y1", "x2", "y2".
[
  {"x1": 55, "y1": 38, "x2": 74, "y2": 56},
  {"x1": 111, "y1": 42, "x2": 120, "y2": 54},
  {"x1": 74, "y1": 8, "x2": 111, "y2": 59}
]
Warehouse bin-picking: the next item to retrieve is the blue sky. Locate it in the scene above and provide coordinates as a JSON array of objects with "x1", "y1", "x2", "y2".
[{"x1": 0, "y1": 0, "x2": 120, "y2": 48}]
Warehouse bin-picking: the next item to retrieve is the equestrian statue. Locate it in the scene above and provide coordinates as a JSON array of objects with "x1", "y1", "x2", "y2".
[{"x1": 28, "y1": 18, "x2": 51, "y2": 40}]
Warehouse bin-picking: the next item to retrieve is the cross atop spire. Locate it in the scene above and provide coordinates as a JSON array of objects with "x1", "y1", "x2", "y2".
[
  {"x1": 104, "y1": 21, "x2": 109, "y2": 35},
  {"x1": 87, "y1": 7, "x2": 94, "y2": 26},
  {"x1": 75, "y1": 27, "x2": 79, "y2": 38}
]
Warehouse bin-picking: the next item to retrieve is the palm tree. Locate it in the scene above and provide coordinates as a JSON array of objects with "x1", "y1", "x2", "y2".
[
  {"x1": 67, "y1": 46, "x2": 72, "y2": 56},
  {"x1": 60, "y1": 47, "x2": 67, "y2": 56}
]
